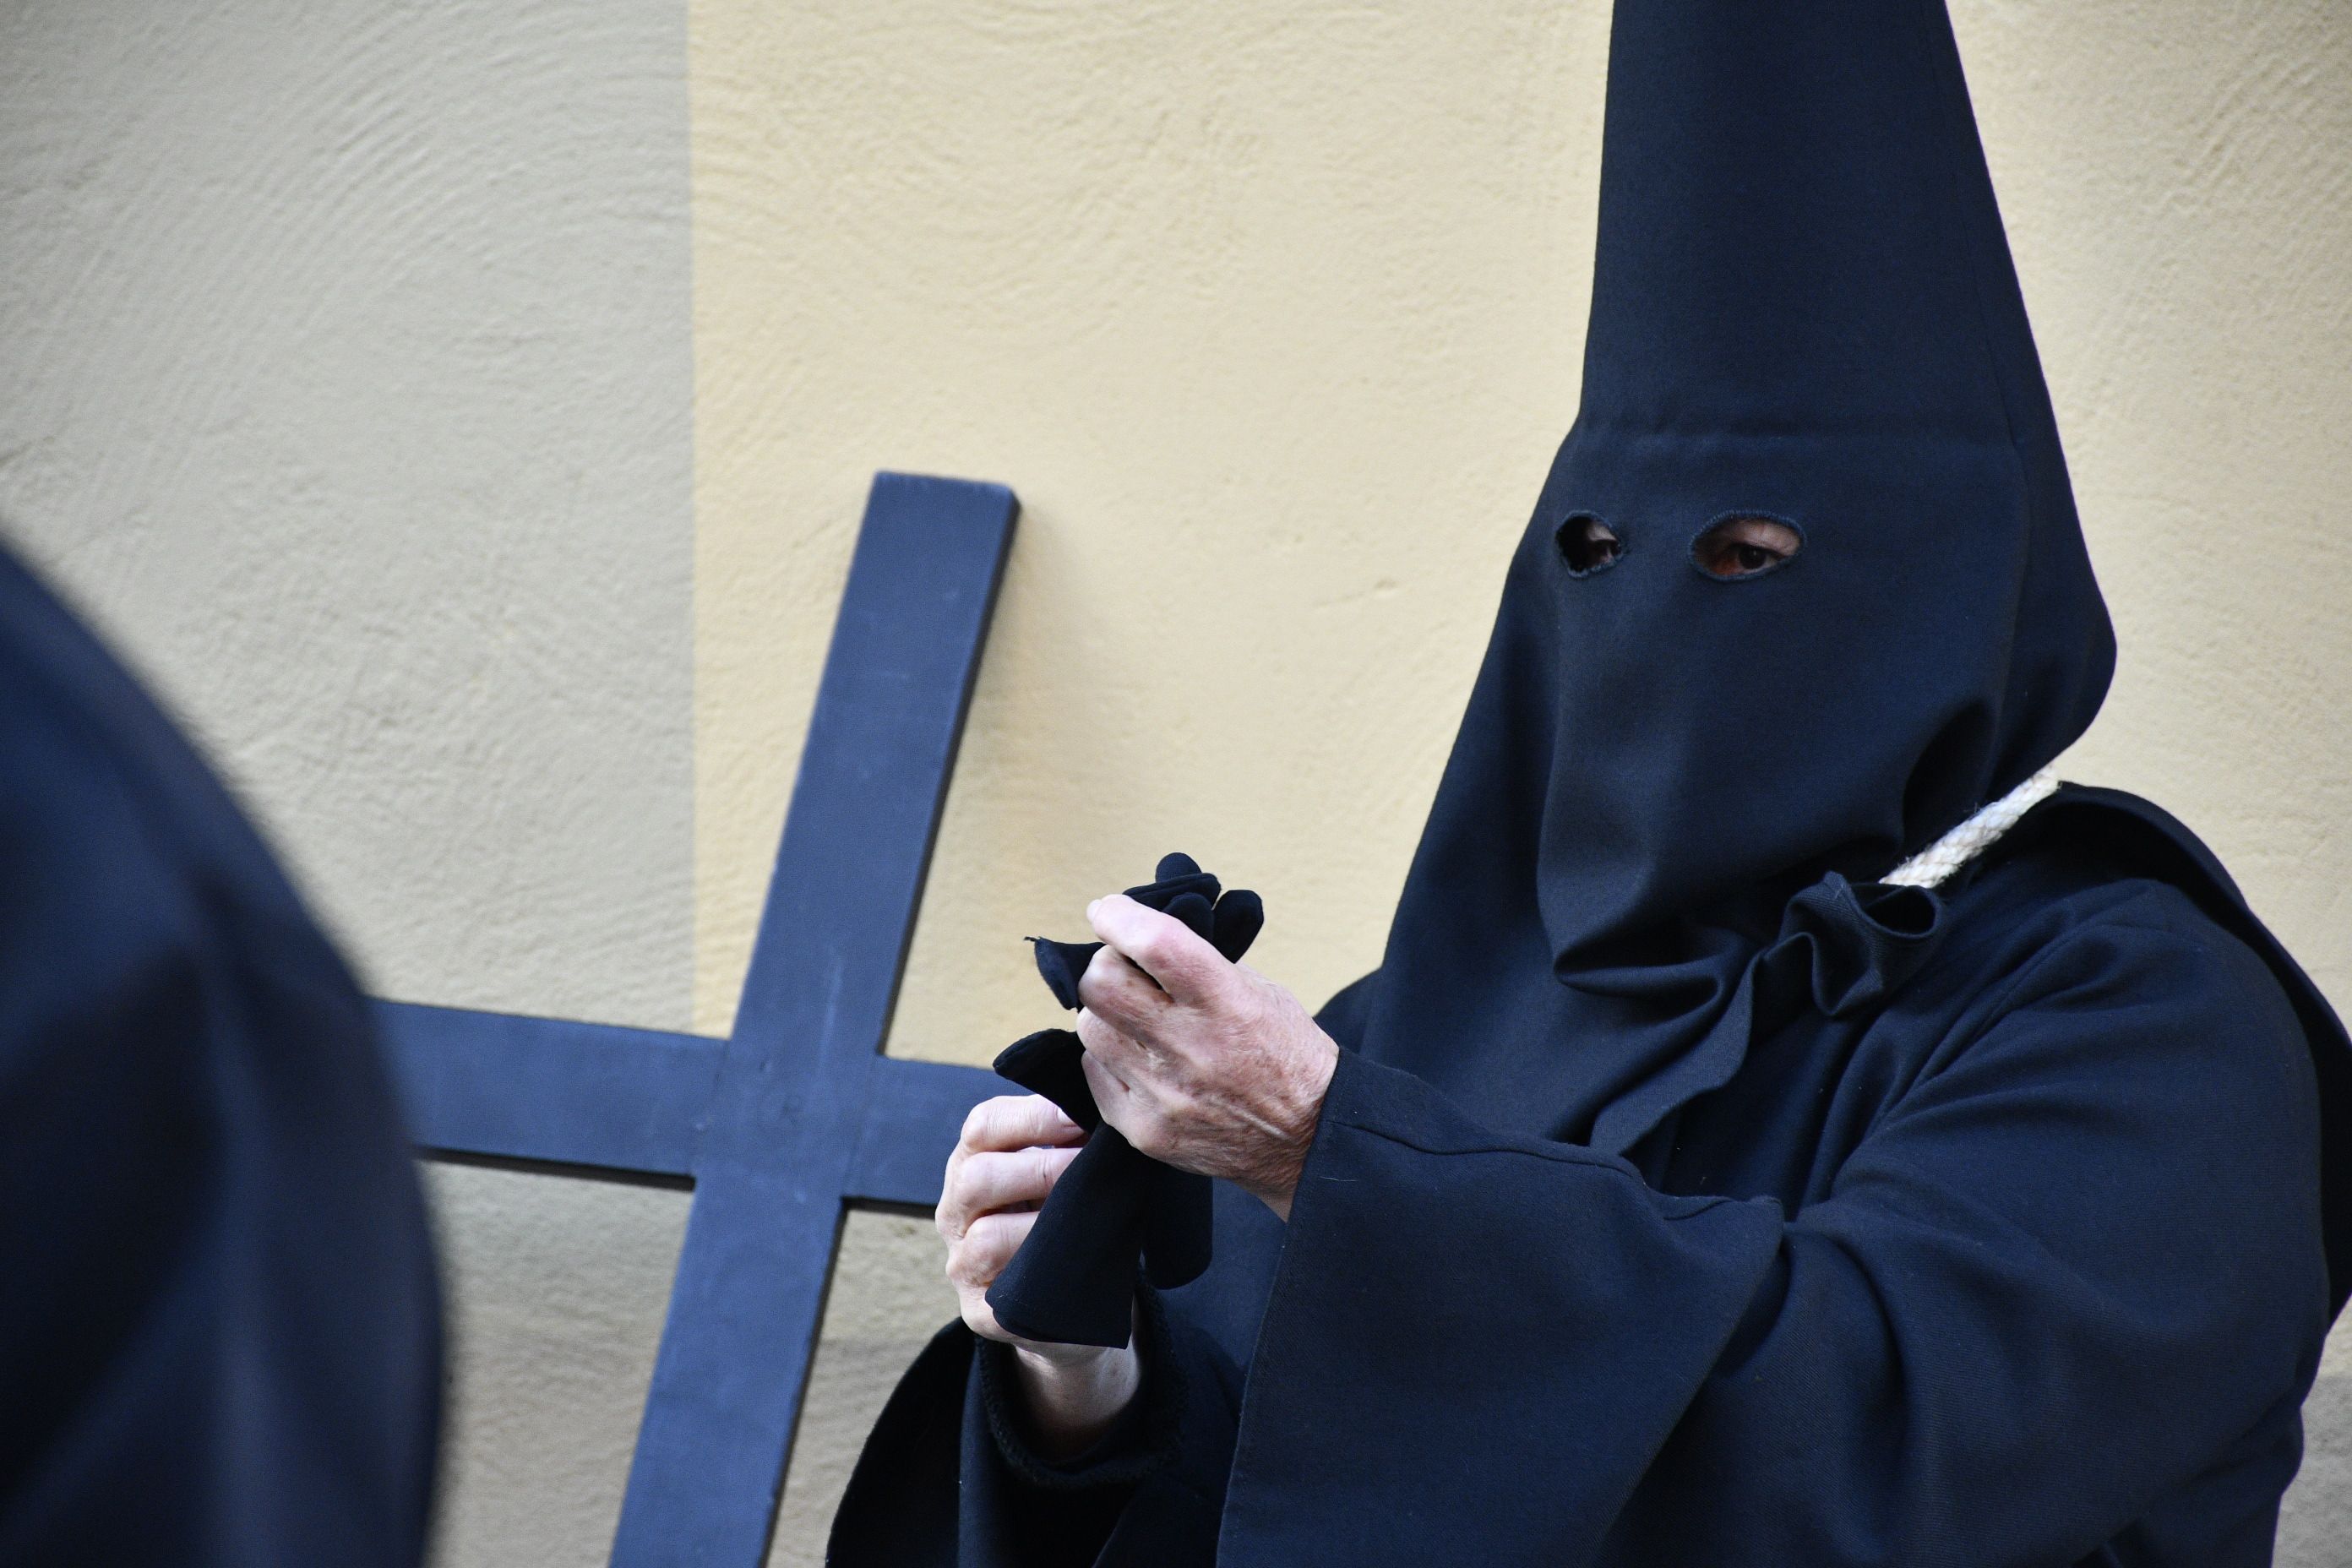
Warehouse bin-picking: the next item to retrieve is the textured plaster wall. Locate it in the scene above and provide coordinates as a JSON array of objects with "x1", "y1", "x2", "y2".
[
  {"x1": 690, "y1": 0, "x2": 1609, "y2": 1047},
  {"x1": 0, "y1": 2, "x2": 695, "y2": 1563},
  {"x1": 694, "y1": 0, "x2": 2351, "y2": 1556},
  {"x1": 1968, "y1": 1, "x2": 2352, "y2": 1003}
]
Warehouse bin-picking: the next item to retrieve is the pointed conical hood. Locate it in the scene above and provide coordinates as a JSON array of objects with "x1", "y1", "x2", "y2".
[
  {"x1": 1584, "y1": 0, "x2": 2072, "y2": 454},
  {"x1": 1345, "y1": 0, "x2": 2114, "y2": 1146},
  {"x1": 1522, "y1": 0, "x2": 2114, "y2": 968}
]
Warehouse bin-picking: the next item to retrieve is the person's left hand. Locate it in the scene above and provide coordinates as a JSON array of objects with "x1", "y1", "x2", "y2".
[{"x1": 1074, "y1": 893, "x2": 1340, "y2": 1221}]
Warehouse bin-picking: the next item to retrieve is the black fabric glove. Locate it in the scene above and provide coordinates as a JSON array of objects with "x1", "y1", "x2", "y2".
[{"x1": 984, "y1": 853, "x2": 1264, "y2": 1348}]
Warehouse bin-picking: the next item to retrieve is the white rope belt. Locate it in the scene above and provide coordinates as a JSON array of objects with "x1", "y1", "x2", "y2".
[{"x1": 1882, "y1": 768, "x2": 2061, "y2": 890}]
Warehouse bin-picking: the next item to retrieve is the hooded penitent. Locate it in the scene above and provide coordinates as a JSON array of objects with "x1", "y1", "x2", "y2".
[
  {"x1": 832, "y1": 4, "x2": 2346, "y2": 1564},
  {"x1": 0, "y1": 543, "x2": 442, "y2": 1564},
  {"x1": 1348, "y1": 0, "x2": 2117, "y2": 1164}
]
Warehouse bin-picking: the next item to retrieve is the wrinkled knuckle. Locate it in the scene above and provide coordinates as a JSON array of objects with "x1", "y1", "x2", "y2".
[
  {"x1": 971, "y1": 1213, "x2": 1021, "y2": 1266},
  {"x1": 1132, "y1": 929, "x2": 1175, "y2": 971}
]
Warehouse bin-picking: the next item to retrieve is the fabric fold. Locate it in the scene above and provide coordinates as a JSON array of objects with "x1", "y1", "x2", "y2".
[
  {"x1": 1589, "y1": 870, "x2": 1952, "y2": 1158},
  {"x1": 1222, "y1": 913, "x2": 2328, "y2": 1566},
  {"x1": 1220, "y1": 1050, "x2": 1785, "y2": 1561}
]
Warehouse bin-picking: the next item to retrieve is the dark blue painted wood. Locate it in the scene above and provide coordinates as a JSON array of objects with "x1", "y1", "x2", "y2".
[
  {"x1": 851, "y1": 1057, "x2": 1002, "y2": 1207},
  {"x1": 373, "y1": 472, "x2": 1017, "y2": 1566},
  {"x1": 377, "y1": 1001, "x2": 721, "y2": 1177},
  {"x1": 384, "y1": 1002, "x2": 990, "y2": 1206},
  {"x1": 612, "y1": 471, "x2": 1016, "y2": 1565}
]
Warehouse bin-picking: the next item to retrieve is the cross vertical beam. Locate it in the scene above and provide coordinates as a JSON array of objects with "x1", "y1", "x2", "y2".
[{"x1": 611, "y1": 471, "x2": 1014, "y2": 1564}]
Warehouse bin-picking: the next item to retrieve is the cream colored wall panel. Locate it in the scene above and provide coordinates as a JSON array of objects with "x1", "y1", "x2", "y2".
[
  {"x1": 690, "y1": 0, "x2": 1613, "y2": 1049},
  {"x1": 1953, "y1": 0, "x2": 2352, "y2": 1009},
  {"x1": 0, "y1": 3, "x2": 695, "y2": 1564},
  {"x1": 0, "y1": 0, "x2": 694, "y2": 1026}
]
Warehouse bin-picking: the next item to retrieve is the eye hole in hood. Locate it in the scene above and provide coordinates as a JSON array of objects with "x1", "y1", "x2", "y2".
[
  {"x1": 1691, "y1": 514, "x2": 1803, "y2": 580},
  {"x1": 1557, "y1": 514, "x2": 1625, "y2": 576}
]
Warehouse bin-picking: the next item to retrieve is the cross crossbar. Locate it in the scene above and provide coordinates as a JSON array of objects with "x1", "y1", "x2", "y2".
[{"x1": 378, "y1": 471, "x2": 1018, "y2": 1565}]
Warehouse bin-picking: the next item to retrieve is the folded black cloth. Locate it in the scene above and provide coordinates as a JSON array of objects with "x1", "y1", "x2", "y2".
[{"x1": 985, "y1": 854, "x2": 1263, "y2": 1347}]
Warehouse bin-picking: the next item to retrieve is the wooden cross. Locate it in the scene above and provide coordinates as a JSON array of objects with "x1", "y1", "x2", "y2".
[{"x1": 378, "y1": 472, "x2": 1016, "y2": 1565}]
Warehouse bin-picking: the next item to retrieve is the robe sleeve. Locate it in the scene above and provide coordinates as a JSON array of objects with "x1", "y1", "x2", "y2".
[
  {"x1": 828, "y1": 1284, "x2": 1240, "y2": 1568},
  {"x1": 1218, "y1": 901, "x2": 2329, "y2": 1566}
]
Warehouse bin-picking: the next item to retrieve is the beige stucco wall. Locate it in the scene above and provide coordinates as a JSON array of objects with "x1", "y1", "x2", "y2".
[
  {"x1": 0, "y1": 2, "x2": 697, "y2": 1562},
  {"x1": 2, "y1": 0, "x2": 2344, "y2": 1561}
]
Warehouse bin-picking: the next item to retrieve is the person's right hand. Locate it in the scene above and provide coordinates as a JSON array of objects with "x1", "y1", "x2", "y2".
[{"x1": 938, "y1": 1094, "x2": 1141, "y2": 1453}]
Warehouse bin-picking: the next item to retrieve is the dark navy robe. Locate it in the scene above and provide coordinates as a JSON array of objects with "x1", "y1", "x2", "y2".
[
  {"x1": 832, "y1": 795, "x2": 2337, "y2": 1567},
  {"x1": 0, "y1": 542, "x2": 442, "y2": 1564}
]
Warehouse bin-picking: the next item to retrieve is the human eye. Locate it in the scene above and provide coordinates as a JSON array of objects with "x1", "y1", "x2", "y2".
[
  {"x1": 1690, "y1": 514, "x2": 1802, "y2": 580},
  {"x1": 1556, "y1": 514, "x2": 1624, "y2": 576}
]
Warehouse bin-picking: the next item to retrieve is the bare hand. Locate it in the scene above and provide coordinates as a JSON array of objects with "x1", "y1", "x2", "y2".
[
  {"x1": 937, "y1": 1094, "x2": 1140, "y2": 1453},
  {"x1": 1075, "y1": 894, "x2": 1341, "y2": 1220}
]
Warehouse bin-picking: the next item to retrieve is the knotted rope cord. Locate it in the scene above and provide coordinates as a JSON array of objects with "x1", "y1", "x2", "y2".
[{"x1": 1882, "y1": 768, "x2": 2061, "y2": 890}]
